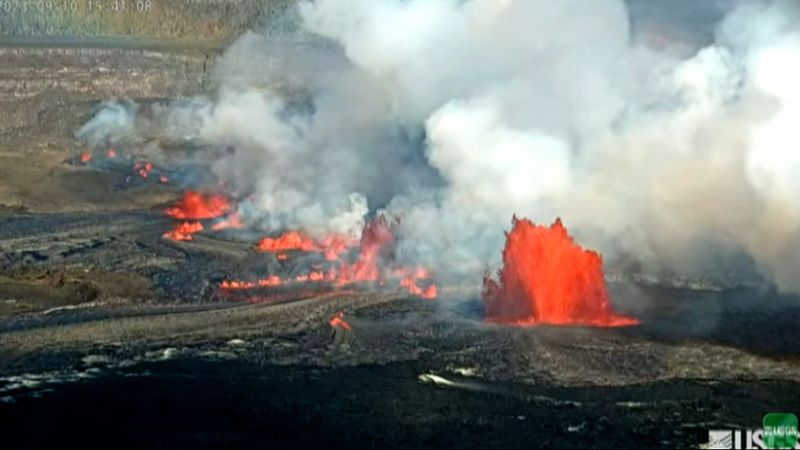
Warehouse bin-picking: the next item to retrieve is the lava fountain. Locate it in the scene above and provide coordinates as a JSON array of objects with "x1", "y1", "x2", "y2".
[{"x1": 483, "y1": 217, "x2": 639, "y2": 327}]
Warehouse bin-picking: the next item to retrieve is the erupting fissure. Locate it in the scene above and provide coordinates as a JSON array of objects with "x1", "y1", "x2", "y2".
[
  {"x1": 483, "y1": 217, "x2": 639, "y2": 327},
  {"x1": 222, "y1": 216, "x2": 438, "y2": 300},
  {"x1": 157, "y1": 187, "x2": 436, "y2": 299}
]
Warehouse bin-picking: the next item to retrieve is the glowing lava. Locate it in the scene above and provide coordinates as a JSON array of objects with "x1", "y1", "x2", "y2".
[
  {"x1": 257, "y1": 231, "x2": 319, "y2": 253},
  {"x1": 133, "y1": 161, "x2": 154, "y2": 179},
  {"x1": 257, "y1": 231, "x2": 356, "y2": 261},
  {"x1": 220, "y1": 275, "x2": 283, "y2": 290},
  {"x1": 164, "y1": 191, "x2": 233, "y2": 220},
  {"x1": 336, "y1": 215, "x2": 394, "y2": 285},
  {"x1": 483, "y1": 217, "x2": 638, "y2": 327},
  {"x1": 222, "y1": 216, "x2": 439, "y2": 300},
  {"x1": 400, "y1": 276, "x2": 438, "y2": 299},
  {"x1": 79, "y1": 151, "x2": 92, "y2": 163},
  {"x1": 163, "y1": 221, "x2": 204, "y2": 241},
  {"x1": 329, "y1": 311, "x2": 352, "y2": 331},
  {"x1": 397, "y1": 267, "x2": 438, "y2": 300}
]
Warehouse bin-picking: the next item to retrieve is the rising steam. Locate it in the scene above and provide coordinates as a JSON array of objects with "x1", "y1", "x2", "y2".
[{"x1": 80, "y1": 0, "x2": 800, "y2": 293}]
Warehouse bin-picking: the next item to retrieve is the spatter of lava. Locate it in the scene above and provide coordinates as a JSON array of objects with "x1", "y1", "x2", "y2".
[
  {"x1": 162, "y1": 191, "x2": 241, "y2": 241},
  {"x1": 163, "y1": 221, "x2": 204, "y2": 241},
  {"x1": 483, "y1": 217, "x2": 638, "y2": 327},
  {"x1": 164, "y1": 191, "x2": 232, "y2": 220},
  {"x1": 257, "y1": 230, "x2": 355, "y2": 261}
]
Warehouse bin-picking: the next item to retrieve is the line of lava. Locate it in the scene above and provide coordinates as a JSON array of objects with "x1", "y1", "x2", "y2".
[
  {"x1": 223, "y1": 216, "x2": 438, "y2": 300},
  {"x1": 483, "y1": 217, "x2": 639, "y2": 327},
  {"x1": 257, "y1": 231, "x2": 356, "y2": 261}
]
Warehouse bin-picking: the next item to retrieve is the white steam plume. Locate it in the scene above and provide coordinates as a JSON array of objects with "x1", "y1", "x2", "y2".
[
  {"x1": 77, "y1": 0, "x2": 800, "y2": 293},
  {"x1": 297, "y1": 0, "x2": 800, "y2": 291},
  {"x1": 76, "y1": 100, "x2": 138, "y2": 148}
]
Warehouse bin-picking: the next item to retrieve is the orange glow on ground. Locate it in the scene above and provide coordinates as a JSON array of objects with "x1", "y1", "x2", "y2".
[{"x1": 329, "y1": 311, "x2": 352, "y2": 331}]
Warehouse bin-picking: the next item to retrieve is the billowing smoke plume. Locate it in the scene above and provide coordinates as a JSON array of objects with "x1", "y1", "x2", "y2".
[
  {"x1": 76, "y1": 100, "x2": 138, "y2": 148},
  {"x1": 80, "y1": 0, "x2": 800, "y2": 293}
]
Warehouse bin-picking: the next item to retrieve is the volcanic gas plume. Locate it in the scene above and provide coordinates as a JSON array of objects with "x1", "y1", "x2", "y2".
[
  {"x1": 77, "y1": 0, "x2": 800, "y2": 308},
  {"x1": 483, "y1": 217, "x2": 638, "y2": 327}
]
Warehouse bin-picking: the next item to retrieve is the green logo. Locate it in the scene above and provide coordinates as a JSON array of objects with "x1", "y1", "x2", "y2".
[{"x1": 763, "y1": 413, "x2": 798, "y2": 449}]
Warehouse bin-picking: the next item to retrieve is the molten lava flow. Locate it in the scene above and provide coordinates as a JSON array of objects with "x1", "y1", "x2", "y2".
[
  {"x1": 483, "y1": 217, "x2": 639, "y2": 327},
  {"x1": 163, "y1": 221, "x2": 204, "y2": 241},
  {"x1": 396, "y1": 267, "x2": 438, "y2": 299},
  {"x1": 221, "y1": 216, "x2": 439, "y2": 300},
  {"x1": 164, "y1": 191, "x2": 232, "y2": 220},
  {"x1": 256, "y1": 231, "x2": 356, "y2": 261},
  {"x1": 329, "y1": 311, "x2": 352, "y2": 331},
  {"x1": 257, "y1": 231, "x2": 318, "y2": 253},
  {"x1": 220, "y1": 275, "x2": 283, "y2": 290}
]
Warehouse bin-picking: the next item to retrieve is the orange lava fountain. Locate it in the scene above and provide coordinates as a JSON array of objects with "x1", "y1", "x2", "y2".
[
  {"x1": 483, "y1": 217, "x2": 638, "y2": 327},
  {"x1": 164, "y1": 191, "x2": 233, "y2": 220}
]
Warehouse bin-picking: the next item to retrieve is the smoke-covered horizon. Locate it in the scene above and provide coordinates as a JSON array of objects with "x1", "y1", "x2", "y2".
[{"x1": 78, "y1": 0, "x2": 800, "y2": 293}]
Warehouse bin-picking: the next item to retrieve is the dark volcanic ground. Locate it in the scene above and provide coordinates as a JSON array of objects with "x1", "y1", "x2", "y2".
[
  {"x1": 0, "y1": 207, "x2": 798, "y2": 448},
  {"x1": 3, "y1": 359, "x2": 799, "y2": 449}
]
